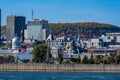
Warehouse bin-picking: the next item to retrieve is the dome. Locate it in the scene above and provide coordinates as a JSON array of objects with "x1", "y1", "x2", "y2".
[
  {"x1": 51, "y1": 46, "x2": 58, "y2": 49},
  {"x1": 101, "y1": 35, "x2": 105, "y2": 38},
  {"x1": 12, "y1": 36, "x2": 20, "y2": 44},
  {"x1": 12, "y1": 36, "x2": 21, "y2": 50}
]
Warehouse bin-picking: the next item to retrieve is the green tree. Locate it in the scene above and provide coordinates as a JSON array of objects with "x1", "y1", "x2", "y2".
[
  {"x1": 0, "y1": 56, "x2": 4, "y2": 63},
  {"x1": 114, "y1": 53, "x2": 120, "y2": 64},
  {"x1": 94, "y1": 55, "x2": 104, "y2": 64},
  {"x1": 70, "y1": 58, "x2": 81, "y2": 64},
  {"x1": 88, "y1": 55, "x2": 94, "y2": 64},
  {"x1": 94, "y1": 58, "x2": 101, "y2": 64},
  {"x1": 3, "y1": 55, "x2": 15, "y2": 63},
  {"x1": 82, "y1": 55, "x2": 88, "y2": 64},
  {"x1": 62, "y1": 60, "x2": 70, "y2": 64},
  {"x1": 58, "y1": 53, "x2": 63, "y2": 64},
  {"x1": 107, "y1": 56, "x2": 114, "y2": 64},
  {"x1": 58, "y1": 48, "x2": 63, "y2": 64},
  {"x1": 31, "y1": 44, "x2": 51, "y2": 63},
  {"x1": 76, "y1": 58, "x2": 81, "y2": 64},
  {"x1": 22, "y1": 59, "x2": 30, "y2": 63},
  {"x1": 102, "y1": 55, "x2": 108, "y2": 64}
]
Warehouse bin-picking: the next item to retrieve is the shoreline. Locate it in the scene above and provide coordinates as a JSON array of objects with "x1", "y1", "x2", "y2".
[{"x1": 0, "y1": 63, "x2": 120, "y2": 72}]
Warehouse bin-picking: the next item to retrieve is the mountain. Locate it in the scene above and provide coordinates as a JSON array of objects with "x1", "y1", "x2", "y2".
[{"x1": 50, "y1": 22, "x2": 120, "y2": 40}]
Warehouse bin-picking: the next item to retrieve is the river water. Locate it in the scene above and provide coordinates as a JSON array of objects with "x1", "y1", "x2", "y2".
[{"x1": 0, "y1": 72, "x2": 120, "y2": 80}]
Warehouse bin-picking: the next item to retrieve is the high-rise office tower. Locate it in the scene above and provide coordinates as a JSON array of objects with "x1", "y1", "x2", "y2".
[
  {"x1": 27, "y1": 19, "x2": 51, "y2": 41},
  {"x1": 6, "y1": 16, "x2": 26, "y2": 42}
]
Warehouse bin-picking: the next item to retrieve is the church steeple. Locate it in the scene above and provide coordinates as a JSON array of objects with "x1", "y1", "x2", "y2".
[
  {"x1": 77, "y1": 35, "x2": 80, "y2": 43},
  {"x1": 77, "y1": 29, "x2": 81, "y2": 43}
]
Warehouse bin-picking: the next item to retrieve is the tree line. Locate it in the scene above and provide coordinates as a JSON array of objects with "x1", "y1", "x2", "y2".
[{"x1": 50, "y1": 22, "x2": 120, "y2": 40}]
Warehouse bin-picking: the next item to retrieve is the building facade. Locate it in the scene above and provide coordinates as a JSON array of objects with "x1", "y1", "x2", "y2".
[
  {"x1": 6, "y1": 16, "x2": 26, "y2": 42},
  {"x1": 0, "y1": 9, "x2": 1, "y2": 42},
  {"x1": 26, "y1": 19, "x2": 51, "y2": 41}
]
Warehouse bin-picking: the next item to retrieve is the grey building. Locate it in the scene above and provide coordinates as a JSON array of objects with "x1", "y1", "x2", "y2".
[
  {"x1": 26, "y1": 19, "x2": 51, "y2": 41},
  {"x1": 6, "y1": 16, "x2": 26, "y2": 42},
  {"x1": 0, "y1": 9, "x2": 1, "y2": 42}
]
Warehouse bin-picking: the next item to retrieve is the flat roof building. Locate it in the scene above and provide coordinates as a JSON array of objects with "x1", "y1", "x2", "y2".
[
  {"x1": 26, "y1": 19, "x2": 51, "y2": 41},
  {"x1": 6, "y1": 16, "x2": 26, "y2": 42}
]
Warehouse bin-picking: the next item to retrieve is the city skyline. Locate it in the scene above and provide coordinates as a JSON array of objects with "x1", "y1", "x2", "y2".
[{"x1": 0, "y1": 0, "x2": 120, "y2": 26}]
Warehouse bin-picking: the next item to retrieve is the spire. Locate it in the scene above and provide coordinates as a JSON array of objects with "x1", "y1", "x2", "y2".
[
  {"x1": 77, "y1": 28, "x2": 80, "y2": 43},
  {"x1": 77, "y1": 35, "x2": 80, "y2": 43}
]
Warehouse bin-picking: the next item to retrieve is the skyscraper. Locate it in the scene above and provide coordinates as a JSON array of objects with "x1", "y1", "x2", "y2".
[
  {"x1": 6, "y1": 16, "x2": 26, "y2": 42},
  {"x1": 27, "y1": 19, "x2": 51, "y2": 41}
]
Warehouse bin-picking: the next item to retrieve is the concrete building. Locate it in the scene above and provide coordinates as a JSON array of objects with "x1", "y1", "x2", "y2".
[
  {"x1": 6, "y1": 16, "x2": 26, "y2": 42},
  {"x1": 0, "y1": 9, "x2": 1, "y2": 42},
  {"x1": 80, "y1": 48, "x2": 117, "y2": 61},
  {"x1": 106, "y1": 33, "x2": 120, "y2": 44},
  {"x1": 24, "y1": 29, "x2": 28, "y2": 39},
  {"x1": 51, "y1": 46, "x2": 58, "y2": 58},
  {"x1": 80, "y1": 33, "x2": 120, "y2": 48},
  {"x1": 80, "y1": 39, "x2": 100, "y2": 48},
  {"x1": 99, "y1": 33, "x2": 120, "y2": 47},
  {"x1": 63, "y1": 54, "x2": 80, "y2": 59},
  {"x1": 88, "y1": 48, "x2": 117, "y2": 56},
  {"x1": 26, "y1": 19, "x2": 51, "y2": 41}
]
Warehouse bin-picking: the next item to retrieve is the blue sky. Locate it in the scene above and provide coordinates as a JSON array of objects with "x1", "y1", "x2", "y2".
[{"x1": 0, "y1": 0, "x2": 120, "y2": 26}]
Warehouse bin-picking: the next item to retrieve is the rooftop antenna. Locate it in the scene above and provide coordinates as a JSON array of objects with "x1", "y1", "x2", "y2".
[{"x1": 32, "y1": 9, "x2": 34, "y2": 19}]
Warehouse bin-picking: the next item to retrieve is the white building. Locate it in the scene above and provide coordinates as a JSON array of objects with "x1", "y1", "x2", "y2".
[
  {"x1": 106, "y1": 33, "x2": 120, "y2": 43},
  {"x1": 51, "y1": 46, "x2": 58, "y2": 58},
  {"x1": 26, "y1": 19, "x2": 51, "y2": 41},
  {"x1": 12, "y1": 36, "x2": 21, "y2": 50},
  {"x1": 81, "y1": 39, "x2": 100, "y2": 48}
]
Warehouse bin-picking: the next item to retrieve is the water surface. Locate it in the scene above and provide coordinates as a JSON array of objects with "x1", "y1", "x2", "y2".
[{"x1": 0, "y1": 72, "x2": 120, "y2": 80}]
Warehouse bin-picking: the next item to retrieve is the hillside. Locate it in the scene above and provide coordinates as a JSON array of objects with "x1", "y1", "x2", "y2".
[{"x1": 50, "y1": 22, "x2": 120, "y2": 40}]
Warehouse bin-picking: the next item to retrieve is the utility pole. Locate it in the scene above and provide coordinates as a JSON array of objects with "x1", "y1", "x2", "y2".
[{"x1": 46, "y1": 40, "x2": 50, "y2": 64}]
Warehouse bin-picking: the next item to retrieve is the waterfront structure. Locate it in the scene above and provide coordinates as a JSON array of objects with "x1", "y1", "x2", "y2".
[
  {"x1": 26, "y1": 19, "x2": 51, "y2": 41},
  {"x1": 6, "y1": 16, "x2": 26, "y2": 42}
]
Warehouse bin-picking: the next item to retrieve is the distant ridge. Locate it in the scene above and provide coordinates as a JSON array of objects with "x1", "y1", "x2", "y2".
[
  {"x1": 49, "y1": 22, "x2": 120, "y2": 40},
  {"x1": 50, "y1": 22, "x2": 119, "y2": 28}
]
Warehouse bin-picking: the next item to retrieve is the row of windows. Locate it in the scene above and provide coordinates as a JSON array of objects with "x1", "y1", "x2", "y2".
[{"x1": 28, "y1": 21, "x2": 42, "y2": 26}]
